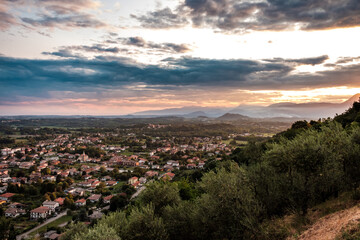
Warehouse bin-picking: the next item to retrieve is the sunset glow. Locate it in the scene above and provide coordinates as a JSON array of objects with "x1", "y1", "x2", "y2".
[{"x1": 1, "y1": 0, "x2": 360, "y2": 115}]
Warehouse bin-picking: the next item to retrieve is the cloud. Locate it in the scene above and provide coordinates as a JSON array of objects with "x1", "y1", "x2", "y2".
[
  {"x1": 1, "y1": 55, "x2": 360, "y2": 103},
  {"x1": 42, "y1": 49, "x2": 83, "y2": 58},
  {"x1": 1, "y1": 0, "x2": 106, "y2": 30},
  {"x1": 42, "y1": 44, "x2": 129, "y2": 58},
  {"x1": 335, "y1": 56, "x2": 360, "y2": 64},
  {"x1": 121, "y1": 36, "x2": 192, "y2": 53},
  {"x1": 131, "y1": 7, "x2": 189, "y2": 29},
  {"x1": 0, "y1": 1, "x2": 18, "y2": 30},
  {"x1": 134, "y1": 0, "x2": 360, "y2": 32},
  {"x1": 22, "y1": 13, "x2": 106, "y2": 29},
  {"x1": 264, "y1": 55, "x2": 329, "y2": 66},
  {"x1": 37, "y1": 0, "x2": 101, "y2": 14}
]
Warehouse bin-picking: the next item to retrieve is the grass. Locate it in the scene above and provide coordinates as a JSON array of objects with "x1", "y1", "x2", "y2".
[
  {"x1": 15, "y1": 139, "x2": 29, "y2": 144},
  {"x1": 121, "y1": 151, "x2": 134, "y2": 156},
  {"x1": 29, "y1": 215, "x2": 72, "y2": 237},
  {"x1": 111, "y1": 181, "x2": 126, "y2": 194},
  {"x1": 262, "y1": 192, "x2": 359, "y2": 240},
  {"x1": 336, "y1": 219, "x2": 360, "y2": 240}
]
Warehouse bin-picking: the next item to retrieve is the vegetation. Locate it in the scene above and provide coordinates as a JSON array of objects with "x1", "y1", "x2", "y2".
[{"x1": 61, "y1": 100, "x2": 360, "y2": 240}]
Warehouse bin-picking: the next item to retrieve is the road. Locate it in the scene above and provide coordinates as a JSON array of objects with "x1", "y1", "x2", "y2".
[
  {"x1": 16, "y1": 211, "x2": 67, "y2": 240},
  {"x1": 130, "y1": 185, "x2": 146, "y2": 200},
  {"x1": 16, "y1": 182, "x2": 149, "y2": 239}
]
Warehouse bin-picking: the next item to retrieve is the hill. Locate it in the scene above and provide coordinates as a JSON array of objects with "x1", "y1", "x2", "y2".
[{"x1": 216, "y1": 113, "x2": 251, "y2": 121}]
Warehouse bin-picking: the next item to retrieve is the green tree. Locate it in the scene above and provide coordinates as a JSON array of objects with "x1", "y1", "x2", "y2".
[
  {"x1": 195, "y1": 162, "x2": 262, "y2": 239},
  {"x1": 60, "y1": 222, "x2": 88, "y2": 240},
  {"x1": 124, "y1": 204, "x2": 168, "y2": 240},
  {"x1": 138, "y1": 182, "x2": 180, "y2": 215}
]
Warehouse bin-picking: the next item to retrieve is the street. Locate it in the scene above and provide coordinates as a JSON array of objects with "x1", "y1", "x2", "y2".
[{"x1": 16, "y1": 211, "x2": 67, "y2": 240}]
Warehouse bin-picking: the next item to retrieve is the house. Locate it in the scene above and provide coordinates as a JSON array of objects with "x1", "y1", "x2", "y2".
[
  {"x1": 145, "y1": 171, "x2": 158, "y2": 178},
  {"x1": 100, "y1": 176, "x2": 112, "y2": 182},
  {"x1": 75, "y1": 199, "x2": 86, "y2": 207},
  {"x1": 43, "y1": 175, "x2": 56, "y2": 181},
  {"x1": 0, "y1": 186, "x2": 7, "y2": 193},
  {"x1": 139, "y1": 177, "x2": 147, "y2": 184},
  {"x1": 161, "y1": 172, "x2": 175, "y2": 181},
  {"x1": 128, "y1": 177, "x2": 138, "y2": 185},
  {"x1": 0, "y1": 174, "x2": 11, "y2": 183},
  {"x1": 186, "y1": 164, "x2": 197, "y2": 169},
  {"x1": 0, "y1": 193, "x2": 15, "y2": 202},
  {"x1": 87, "y1": 194, "x2": 101, "y2": 203},
  {"x1": 5, "y1": 207, "x2": 26, "y2": 218},
  {"x1": 42, "y1": 201, "x2": 59, "y2": 212},
  {"x1": 103, "y1": 195, "x2": 113, "y2": 204},
  {"x1": 66, "y1": 187, "x2": 85, "y2": 196},
  {"x1": 54, "y1": 198, "x2": 65, "y2": 206},
  {"x1": 30, "y1": 206, "x2": 51, "y2": 219},
  {"x1": 106, "y1": 180, "x2": 117, "y2": 187}
]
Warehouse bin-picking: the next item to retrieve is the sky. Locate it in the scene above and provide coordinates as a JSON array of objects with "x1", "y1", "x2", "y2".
[{"x1": 1, "y1": 0, "x2": 360, "y2": 115}]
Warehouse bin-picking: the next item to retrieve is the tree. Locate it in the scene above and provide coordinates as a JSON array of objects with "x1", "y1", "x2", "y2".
[
  {"x1": 41, "y1": 168, "x2": 51, "y2": 175},
  {"x1": 74, "y1": 223, "x2": 120, "y2": 240},
  {"x1": 195, "y1": 162, "x2": 262, "y2": 239},
  {"x1": 60, "y1": 222, "x2": 88, "y2": 240},
  {"x1": 138, "y1": 182, "x2": 180, "y2": 215},
  {"x1": 110, "y1": 195, "x2": 128, "y2": 212},
  {"x1": 124, "y1": 204, "x2": 168, "y2": 240},
  {"x1": 0, "y1": 217, "x2": 11, "y2": 240}
]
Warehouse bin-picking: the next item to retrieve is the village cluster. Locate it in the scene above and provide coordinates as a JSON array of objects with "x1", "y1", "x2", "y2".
[{"x1": 0, "y1": 127, "x2": 236, "y2": 238}]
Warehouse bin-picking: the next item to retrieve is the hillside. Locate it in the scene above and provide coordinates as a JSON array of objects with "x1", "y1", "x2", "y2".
[
  {"x1": 295, "y1": 205, "x2": 360, "y2": 240},
  {"x1": 60, "y1": 99, "x2": 360, "y2": 240}
]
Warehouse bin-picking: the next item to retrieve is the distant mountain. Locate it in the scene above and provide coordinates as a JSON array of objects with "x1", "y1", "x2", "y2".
[
  {"x1": 133, "y1": 106, "x2": 230, "y2": 118},
  {"x1": 230, "y1": 94, "x2": 360, "y2": 119},
  {"x1": 183, "y1": 111, "x2": 208, "y2": 118},
  {"x1": 217, "y1": 113, "x2": 251, "y2": 121},
  {"x1": 130, "y1": 94, "x2": 360, "y2": 120}
]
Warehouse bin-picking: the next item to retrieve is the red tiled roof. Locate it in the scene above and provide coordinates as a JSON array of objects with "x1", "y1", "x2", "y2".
[
  {"x1": 0, "y1": 193, "x2": 15, "y2": 198},
  {"x1": 31, "y1": 206, "x2": 50, "y2": 213}
]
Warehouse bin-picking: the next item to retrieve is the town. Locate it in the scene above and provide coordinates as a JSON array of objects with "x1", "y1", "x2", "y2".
[{"x1": 0, "y1": 123, "x2": 264, "y2": 240}]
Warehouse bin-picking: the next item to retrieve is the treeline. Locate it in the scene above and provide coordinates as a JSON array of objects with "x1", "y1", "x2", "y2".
[{"x1": 61, "y1": 101, "x2": 360, "y2": 240}]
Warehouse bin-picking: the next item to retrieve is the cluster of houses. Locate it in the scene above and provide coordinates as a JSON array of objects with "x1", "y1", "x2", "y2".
[{"x1": 0, "y1": 131, "x2": 236, "y2": 232}]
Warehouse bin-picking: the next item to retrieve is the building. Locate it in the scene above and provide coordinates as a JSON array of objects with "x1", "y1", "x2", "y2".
[
  {"x1": 78, "y1": 152, "x2": 89, "y2": 162},
  {"x1": 0, "y1": 193, "x2": 15, "y2": 202},
  {"x1": 42, "y1": 201, "x2": 59, "y2": 212},
  {"x1": 128, "y1": 177, "x2": 138, "y2": 185},
  {"x1": 30, "y1": 206, "x2": 51, "y2": 219},
  {"x1": 5, "y1": 207, "x2": 26, "y2": 218},
  {"x1": 87, "y1": 194, "x2": 101, "y2": 203},
  {"x1": 54, "y1": 198, "x2": 65, "y2": 206},
  {"x1": 75, "y1": 199, "x2": 86, "y2": 207},
  {"x1": 103, "y1": 195, "x2": 113, "y2": 204}
]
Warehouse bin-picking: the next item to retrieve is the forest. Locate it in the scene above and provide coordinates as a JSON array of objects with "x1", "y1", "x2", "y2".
[{"x1": 56, "y1": 100, "x2": 360, "y2": 240}]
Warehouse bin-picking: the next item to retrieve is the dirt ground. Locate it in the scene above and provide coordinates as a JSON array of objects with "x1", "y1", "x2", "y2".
[{"x1": 294, "y1": 205, "x2": 360, "y2": 240}]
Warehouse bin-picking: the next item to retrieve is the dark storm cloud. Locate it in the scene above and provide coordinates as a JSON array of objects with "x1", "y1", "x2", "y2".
[
  {"x1": 134, "y1": 0, "x2": 360, "y2": 32},
  {"x1": 120, "y1": 37, "x2": 191, "y2": 53},
  {"x1": 2, "y1": 55, "x2": 360, "y2": 104},
  {"x1": 131, "y1": 7, "x2": 189, "y2": 29}
]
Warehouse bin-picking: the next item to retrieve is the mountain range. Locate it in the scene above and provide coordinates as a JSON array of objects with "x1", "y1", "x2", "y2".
[{"x1": 132, "y1": 94, "x2": 360, "y2": 119}]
